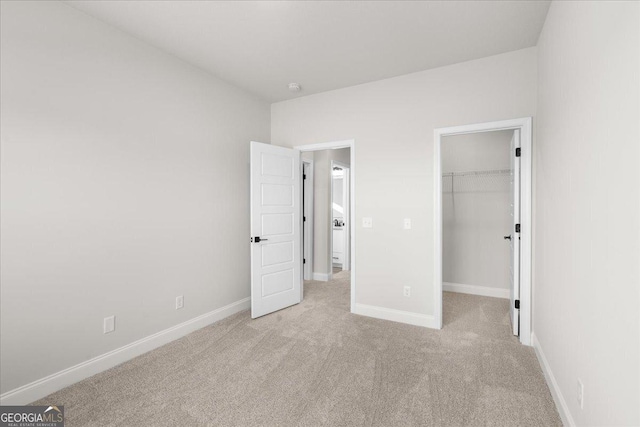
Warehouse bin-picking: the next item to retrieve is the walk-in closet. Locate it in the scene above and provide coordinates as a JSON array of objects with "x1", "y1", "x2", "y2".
[{"x1": 441, "y1": 130, "x2": 515, "y2": 332}]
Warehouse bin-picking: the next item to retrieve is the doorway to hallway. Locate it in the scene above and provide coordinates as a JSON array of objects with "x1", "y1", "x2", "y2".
[{"x1": 297, "y1": 140, "x2": 356, "y2": 313}]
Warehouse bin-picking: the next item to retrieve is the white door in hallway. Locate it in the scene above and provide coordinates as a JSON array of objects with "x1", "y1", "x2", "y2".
[
  {"x1": 509, "y1": 130, "x2": 521, "y2": 336},
  {"x1": 250, "y1": 141, "x2": 302, "y2": 318}
]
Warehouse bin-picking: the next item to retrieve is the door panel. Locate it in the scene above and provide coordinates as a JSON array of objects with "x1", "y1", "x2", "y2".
[
  {"x1": 509, "y1": 130, "x2": 521, "y2": 336},
  {"x1": 261, "y1": 153, "x2": 293, "y2": 177},
  {"x1": 250, "y1": 141, "x2": 302, "y2": 318},
  {"x1": 261, "y1": 270, "x2": 295, "y2": 297},
  {"x1": 261, "y1": 242, "x2": 294, "y2": 267},
  {"x1": 262, "y1": 213, "x2": 293, "y2": 236},
  {"x1": 261, "y1": 184, "x2": 293, "y2": 206}
]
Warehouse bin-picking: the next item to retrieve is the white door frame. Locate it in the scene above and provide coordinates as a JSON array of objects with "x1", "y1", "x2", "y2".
[
  {"x1": 343, "y1": 166, "x2": 351, "y2": 271},
  {"x1": 294, "y1": 140, "x2": 356, "y2": 313},
  {"x1": 302, "y1": 160, "x2": 314, "y2": 280},
  {"x1": 434, "y1": 118, "x2": 532, "y2": 346},
  {"x1": 331, "y1": 160, "x2": 350, "y2": 271}
]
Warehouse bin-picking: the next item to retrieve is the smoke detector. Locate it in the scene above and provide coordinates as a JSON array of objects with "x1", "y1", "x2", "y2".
[{"x1": 288, "y1": 83, "x2": 301, "y2": 92}]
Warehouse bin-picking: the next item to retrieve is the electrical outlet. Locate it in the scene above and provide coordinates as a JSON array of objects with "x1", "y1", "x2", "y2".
[
  {"x1": 103, "y1": 316, "x2": 115, "y2": 334},
  {"x1": 176, "y1": 295, "x2": 184, "y2": 310},
  {"x1": 577, "y1": 379, "x2": 584, "y2": 409},
  {"x1": 403, "y1": 218, "x2": 411, "y2": 229},
  {"x1": 362, "y1": 217, "x2": 373, "y2": 228},
  {"x1": 403, "y1": 286, "x2": 411, "y2": 297}
]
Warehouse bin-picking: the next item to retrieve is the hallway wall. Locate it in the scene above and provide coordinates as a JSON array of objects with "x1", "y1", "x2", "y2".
[{"x1": 311, "y1": 148, "x2": 350, "y2": 277}]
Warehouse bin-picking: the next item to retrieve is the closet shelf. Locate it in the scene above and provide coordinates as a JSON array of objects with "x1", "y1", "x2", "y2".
[
  {"x1": 442, "y1": 169, "x2": 511, "y2": 193},
  {"x1": 442, "y1": 169, "x2": 511, "y2": 177}
]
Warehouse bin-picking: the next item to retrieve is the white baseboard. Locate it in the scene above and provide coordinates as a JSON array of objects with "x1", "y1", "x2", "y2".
[
  {"x1": 313, "y1": 272, "x2": 331, "y2": 282},
  {"x1": 532, "y1": 332, "x2": 575, "y2": 427},
  {"x1": 0, "y1": 297, "x2": 250, "y2": 406},
  {"x1": 353, "y1": 303, "x2": 437, "y2": 328},
  {"x1": 443, "y1": 282, "x2": 509, "y2": 299}
]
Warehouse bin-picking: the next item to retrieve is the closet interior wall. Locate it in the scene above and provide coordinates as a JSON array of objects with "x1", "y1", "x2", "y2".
[{"x1": 442, "y1": 130, "x2": 513, "y2": 292}]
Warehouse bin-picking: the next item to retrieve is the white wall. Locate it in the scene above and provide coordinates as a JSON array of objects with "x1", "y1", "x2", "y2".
[
  {"x1": 442, "y1": 131, "x2": 511, "y2": 291},
  {"x1": 272, "y1": 48, "x2": 536, "y2": 319},
  {"x1": 0, "y1": 1, "x2": 270, "y2": 396},
  {"x1": 534, "y1": 1, "x2": 640, "y2": 425},
  {"x1": 310, "y1": 148, "x2": 350, "y2": 276}
]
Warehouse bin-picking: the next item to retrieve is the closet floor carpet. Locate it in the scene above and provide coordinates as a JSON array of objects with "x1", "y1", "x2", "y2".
[{"x1": 33, "y1": 272, "x2": 561, "y2": 426}]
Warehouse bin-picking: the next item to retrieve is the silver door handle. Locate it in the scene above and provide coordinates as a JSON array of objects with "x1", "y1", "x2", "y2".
[{"x1": 504, "y1": 235, "x2": 512, "y2": 241}]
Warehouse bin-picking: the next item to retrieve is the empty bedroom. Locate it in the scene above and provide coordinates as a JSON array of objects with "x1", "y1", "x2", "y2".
[{"x1": 1, "y1": 1, "x2": 638, "y2": 426}]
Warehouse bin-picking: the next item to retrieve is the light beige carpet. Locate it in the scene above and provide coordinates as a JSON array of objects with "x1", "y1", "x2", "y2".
[{"x1": 32, "y1": 272, "x2": 561, "y2": 426}]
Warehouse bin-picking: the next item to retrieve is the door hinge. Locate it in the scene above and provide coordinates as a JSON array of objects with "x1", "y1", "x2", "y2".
[
  {"x1": 303, "y1": 174, "x2": 307, "y2": 180},
  {"x1": 303, "y1": 258, "x2": 306, "y2": 264},
  {"x1": 515, "y1": 223, "x2": 521, "y2": 233},
  {"x1": 303, "y1": 216, "x2": 306, "y2": 222},
  {"x1": 515, "y1": 299, "x2": 520, "y2": 309},
  {"x1": 515, "y1": 147, "x2": 521, "y2": 157}
]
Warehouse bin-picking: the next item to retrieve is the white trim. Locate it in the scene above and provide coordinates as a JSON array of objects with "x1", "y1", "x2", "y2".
[
  {"x1": 295, "y1": 139, "x2": 354, "y2": 151},
  {"x1": 434, "y1": 128, "x2": 443, "y2": 330},
  {"x1": 519, "y1": 119, "x2": 533, "y2": 346},
  {"x1": 342, "y1": 165, "x2": 351, "y2": 271},
  {"x1": 532, "y1": 333, "x2": 575, "y2": 427},
  {"x1": 443, "y1": 282, "x2": 510, "y2": 299},
  {"x1": 353, "y1": 303, "x2": 436, "y2": 328},
  {"x1": 294, "y1": 140, "x2": 356, "y2": 313},
  {"x1": 329, "y1": 160, "x2": 336, "y2": 279},
  {"x1": 0, "y1": 297, "x2": 250, "y2": 406},
  {"x1": 434, "y1": 117, "x2": 533, "y2": 345},
  {"x1": 312, "y1": 272, "x2": 331, "y2": 282},
  {"x1": 302, "y1": 160, "x2": 314, "y2": 281}
]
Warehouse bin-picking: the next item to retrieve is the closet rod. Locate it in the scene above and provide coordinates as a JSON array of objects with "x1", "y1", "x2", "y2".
[{"x1": 442, "y1": 169, "x2": 511, "y2": 177}]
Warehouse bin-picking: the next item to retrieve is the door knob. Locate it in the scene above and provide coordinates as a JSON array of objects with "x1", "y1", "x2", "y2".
[{"x1": 503, "y1": 235, "x2": 512, "y2": 241}]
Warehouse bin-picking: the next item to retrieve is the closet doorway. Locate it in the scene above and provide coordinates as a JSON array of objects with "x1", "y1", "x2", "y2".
[{"x1": 434, "y1": 118, "x2": 532, "y2": 346}]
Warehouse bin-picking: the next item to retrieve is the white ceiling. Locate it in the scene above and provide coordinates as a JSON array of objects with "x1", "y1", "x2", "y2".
[{"x1": 65, "y1": 1, "x2": 550, "y2": 102}]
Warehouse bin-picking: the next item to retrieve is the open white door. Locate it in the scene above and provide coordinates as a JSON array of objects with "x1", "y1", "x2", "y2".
[
  {"x1": 250, "y1": 141, "x2": 302, "y2": 318},
  {"x1": 509, "y1": 130, "x2": 521, "y2": 336}
]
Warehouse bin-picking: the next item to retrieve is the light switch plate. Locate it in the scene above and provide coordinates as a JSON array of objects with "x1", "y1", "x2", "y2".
[
  {"x1": 362, "y1": 217, "x2": 373, "y2": 228},
  {"x1": 103, "y1": 316, "x2": 115, "y2": 334}
]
